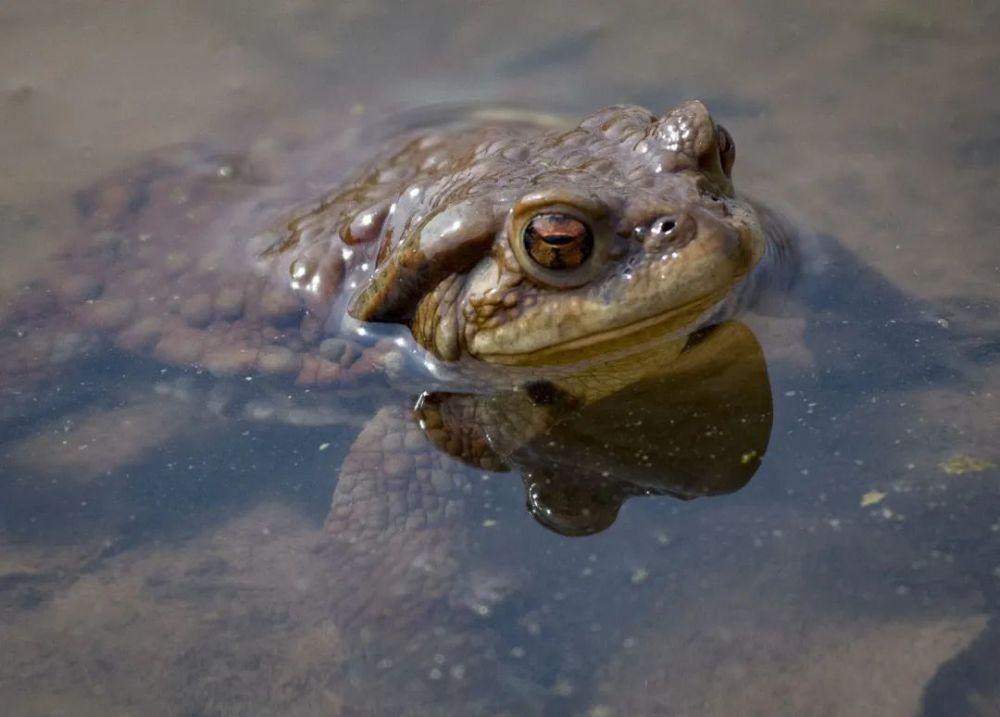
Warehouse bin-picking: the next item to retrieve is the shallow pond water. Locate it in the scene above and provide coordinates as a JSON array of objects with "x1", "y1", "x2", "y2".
[{"x1": 1, "y1": 1, "x2": 998, "y2": 716}]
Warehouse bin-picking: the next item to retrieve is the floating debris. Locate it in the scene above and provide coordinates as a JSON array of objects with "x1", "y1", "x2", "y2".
[
  {"x1": 939, "y1": 455, "x2": 995, "y2": 475},
  {"x1": 860, "y1": 490, "x2": 886, "y2": 507},
  {"x1": 630, "y1": 567, "x2": 649, "y2": 585},
  {"x1": 551, "y1": 679, "x2": 575, "y2": 697}
]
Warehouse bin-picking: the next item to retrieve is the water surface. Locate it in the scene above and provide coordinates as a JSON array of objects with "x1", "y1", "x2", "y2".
[{"x1": 1, "y1": 1, "x2": 998, "y2": 715}]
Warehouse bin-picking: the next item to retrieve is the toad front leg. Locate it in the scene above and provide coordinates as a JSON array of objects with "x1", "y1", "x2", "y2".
[{"x1": 318, "y1": 404, "x2": 544, "y2": 714}]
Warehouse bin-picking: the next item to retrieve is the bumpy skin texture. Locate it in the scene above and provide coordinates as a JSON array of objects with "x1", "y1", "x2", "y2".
[{"x1": 346, "y1": 101, "x2": 782, "y2": 365}]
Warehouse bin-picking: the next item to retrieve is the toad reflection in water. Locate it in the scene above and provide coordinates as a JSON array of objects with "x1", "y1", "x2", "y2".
[{"x1": 417, "y1": 320, "x2": 772, "y2": 536}]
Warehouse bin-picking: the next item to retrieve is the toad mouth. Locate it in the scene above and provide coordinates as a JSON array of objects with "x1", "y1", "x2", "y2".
[{"x1": 474, "y1": 296, "x2": 718, "y2": 366}]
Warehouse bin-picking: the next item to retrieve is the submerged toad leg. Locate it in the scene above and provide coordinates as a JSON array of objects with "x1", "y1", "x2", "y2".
[
  {"x1": 322, "y1": 404, "x2": 469, "y2": 634},
  {"x1": 319, "y1": 405, "x2": 542, "y2": 713}
]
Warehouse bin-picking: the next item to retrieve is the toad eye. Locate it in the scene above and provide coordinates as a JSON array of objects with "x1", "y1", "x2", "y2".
[{"x1": 522, "y1": 213, "x2": 594, "y2": 270}]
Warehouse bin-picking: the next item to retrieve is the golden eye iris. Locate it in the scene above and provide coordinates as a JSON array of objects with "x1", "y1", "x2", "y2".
[{"x1": 522, "y1": 213, "x2": 594, "y2": 270}]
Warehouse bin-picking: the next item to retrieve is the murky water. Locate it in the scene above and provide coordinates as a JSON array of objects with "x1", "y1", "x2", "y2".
[{"x1": 1, "y1": 1, "x2": 998, "y2": 715}]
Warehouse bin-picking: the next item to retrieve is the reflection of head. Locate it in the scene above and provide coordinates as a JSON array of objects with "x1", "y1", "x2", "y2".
[
  {"x1": 413, "y1": 321, "x2": 773, "y2": 537},
  {"x1": 514, "y1": 322, "x2": 773, "y2": 536},
  {"x1": 524, "y1": 471, "x2": 632, "y2": 537}
]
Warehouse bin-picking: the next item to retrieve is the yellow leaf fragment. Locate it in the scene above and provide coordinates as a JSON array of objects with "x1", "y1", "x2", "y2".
[
  {"x1": 861, "y1": 490, "x2": 886, "y2": 507},
  {"x1": 940, "y1": 455, "x2": 996, "y2": 475}
]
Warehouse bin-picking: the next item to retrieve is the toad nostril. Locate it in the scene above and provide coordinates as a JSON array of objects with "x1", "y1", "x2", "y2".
[{"x1": 651, "y1": 216, "x2": 677, "y2": 236}]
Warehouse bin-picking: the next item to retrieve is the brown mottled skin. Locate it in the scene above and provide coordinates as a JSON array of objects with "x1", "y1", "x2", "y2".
[
  {"x1": 0, "y1": 101, "x2": 797, "y2": 702},
  {"x1": 346, "y1": 101, "x2": 791, "y2": 367}
]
